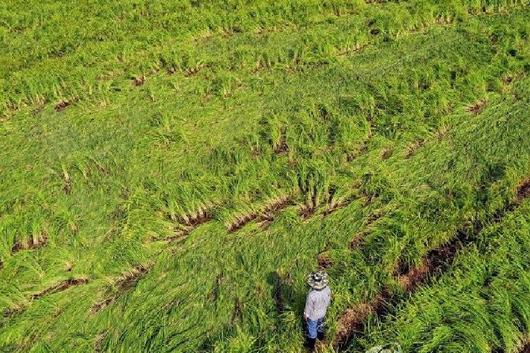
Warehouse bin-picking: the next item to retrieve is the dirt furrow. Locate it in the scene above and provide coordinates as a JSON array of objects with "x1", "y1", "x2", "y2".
[
  {"x1": 228, "y1": 195, "x2": 293, "y2": 232},
  {"x1": 31, "y1": 278, "x2": 89, "y2": 300},
  {"x1": 334, "y1": 177, "x2": 530, "y2": 349},
  {"x1": 91, "y1": 265, "x2": 150, "y2": 313},
  {"x1": 3, "y1": 277, "x2": 89, "y2": 318}
]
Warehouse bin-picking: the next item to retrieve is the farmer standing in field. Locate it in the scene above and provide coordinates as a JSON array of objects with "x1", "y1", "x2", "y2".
[{"x1": 304, "y1": 271, "x2": 331, "y2": 351}]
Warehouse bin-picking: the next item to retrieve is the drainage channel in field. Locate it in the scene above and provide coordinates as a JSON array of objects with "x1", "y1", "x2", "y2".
[
  {"x1": 2, "y1": 277, "x2": 89, "y2": 319},
  {"x1": 333, "y1": 177, "x2": 530, "y2": 350}
]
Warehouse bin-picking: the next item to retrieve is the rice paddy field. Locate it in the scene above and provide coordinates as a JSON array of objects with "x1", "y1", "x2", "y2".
[{"x1": 1, "y1": 1, "x2": 530, "y2": 352}]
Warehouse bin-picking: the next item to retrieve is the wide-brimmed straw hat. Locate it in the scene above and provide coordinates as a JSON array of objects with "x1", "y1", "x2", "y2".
[{"x1": 307, "y1": 271, "x2": 329, "y2": 290}]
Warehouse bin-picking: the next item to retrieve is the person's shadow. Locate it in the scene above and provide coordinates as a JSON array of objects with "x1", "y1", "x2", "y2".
[{"x1": 267, "y1": 270, "x2": 307, "y2": 334}]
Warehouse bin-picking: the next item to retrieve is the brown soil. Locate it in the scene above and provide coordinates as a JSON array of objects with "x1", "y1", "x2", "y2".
[
  {"x1": 115, "y1": 265, "x2": 149, "y2": 292},
  {"x1": 228, "y1": 213, "x2": 258, "y2": 233},
  {"x1": 466, "y1": 99, "x2": 487, "y2": 115},
  {"x1": 299, "y1": 203, "x2": 316, "y2": 220},
  {"x1": 397, "y1": 259, "x2": 430, "y2": 292},
  {"x1": 516, "y1": 178, "x2": 530, "y2": 202},
  {"x1": 181, "y1": 208, "x2": 213, "y2": 227},
  {"x1": 132, "y1": 75, "x2": 145, "y2": 86},
  {"x1": 380, "y1": 148, "x2": 393, "y2": 160},
  {"x1": 12, "y1": 234, "x2": 48, "y2": 253},
  {"x1": 229, "y1": 195, "x2": 293, "y2": 232},
  {"x1": 55, "y1": 100, "x2": 71, "y2": 112},
  {"x1": 334, "y1": 295, "x2": 384, "y2": 348},
  {"x1": 317, "y1": 252, "x2": 333, "y2": 269},
  {"x1": 32, "y1": 278, "x2": 89, "y2": 300},
  {"x1": 349, "y1": 232, "x2": 366, "y2": 250},
  {"x1": 91, "y1": 265, "x2": 149, "y2": 313},
  {"x1": 256, "y1": 196, "x2": 293, "y2": 228}
]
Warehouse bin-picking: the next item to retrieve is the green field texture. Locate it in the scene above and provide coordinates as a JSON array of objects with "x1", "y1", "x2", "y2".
[{"x1": 1, "y1": 1, "x2": 530, "y2": 353}]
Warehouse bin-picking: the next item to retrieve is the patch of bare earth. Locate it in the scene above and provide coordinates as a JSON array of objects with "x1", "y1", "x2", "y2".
[
  {"x1": 12, "y1": 234, "x2": 48, "y2": 253},
  {"x1": 91, "y1": 265, "x2": 149, "y2": 313},
  {"x1": 466, "y1": 99, "x2": 487, "y2": 115},
  {"x1": 132, "y1": 75, "x2": 145, "y2": 86},
  {"x1": 32, "y1": 278, "x2": 89, "y2": 300},
  {"x1": 317, "y1": 252, "x2": 333, "y2": 270},
  {"x1": 228, "y1": 195, "x2": 293, "y2": 232},
  {"x1": 334, "y1": 295, "x2": 384, "y2": 348},
  {"x1": 256, "y1": 195, "x2": 293, "y2": 229},
  {"x1": 228, "y1": 212, "x2": 258, "y2": 233},
  {"x1": 396, "y1": 259, "x2": 431, "y2": 292},
  {"x1": 54, "y1": 99, "x2": 71, "y2": 112},
  {"x1": 516, "y1": 178, "x2": 530, "y2": 202}
]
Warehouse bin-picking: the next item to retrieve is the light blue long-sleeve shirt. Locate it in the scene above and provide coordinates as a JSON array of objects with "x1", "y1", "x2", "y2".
[{"x1": 304, "y1": 286, "x2": 331, "y2": 320}]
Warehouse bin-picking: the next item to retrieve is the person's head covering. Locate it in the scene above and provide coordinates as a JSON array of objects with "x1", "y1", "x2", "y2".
[{"x1": 307, "y1": 271, "x2": 329, "y2": 290}]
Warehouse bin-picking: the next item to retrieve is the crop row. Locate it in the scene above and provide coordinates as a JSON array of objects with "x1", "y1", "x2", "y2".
[
  {"x1": 335, "y1": 177, "x2": 530, "y2": 350},
  {"x1": 2, "y1": 1, "x2": 528, "y2": 116}
]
